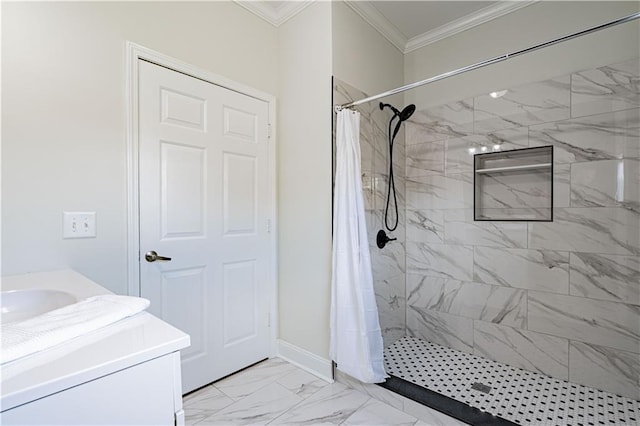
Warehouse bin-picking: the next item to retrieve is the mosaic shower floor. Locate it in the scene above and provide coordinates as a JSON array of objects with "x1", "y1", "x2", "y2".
[{"x1": 384, "y1": 336, "x2": 640, "y2": 425}]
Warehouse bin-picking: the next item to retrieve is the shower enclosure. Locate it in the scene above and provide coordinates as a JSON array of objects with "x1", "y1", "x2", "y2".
[{"x1": 332, "y1": 21, "x2": 639, "y2": 425}]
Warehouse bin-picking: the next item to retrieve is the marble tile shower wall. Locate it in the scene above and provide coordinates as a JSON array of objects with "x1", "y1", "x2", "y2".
[
  {"x1": 404, "y1": 58, "x2": 640, "y2": 400},
  {"x1": 333, "y1": 78, "x2": 407, "y2": 348}
]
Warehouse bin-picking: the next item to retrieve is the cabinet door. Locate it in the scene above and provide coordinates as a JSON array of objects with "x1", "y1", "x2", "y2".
[{"x1": 0, "y1": 354, "x2": 180, "y2": 425}]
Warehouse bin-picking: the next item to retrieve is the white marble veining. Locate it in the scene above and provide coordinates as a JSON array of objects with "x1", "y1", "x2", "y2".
[
  {"x1": 184, "y1": 385, "x2": 235, "y2": 412},
  {"x1": 473, "y1": 246, "x2": 570, "y2": 293},
  {"x1": 375, "y1": 274, "x2": 406, "y2": 347},
  {"x1": 404, "y1": 399, "x2": 468, "y2": 426},
  {"x1": 571, "y1": 58, "x2": 640, "y2": 118},
  {"x1": 406, "y1": 100, "x2": 474, "y2": 144},
  {"x1": 474, "y1": 77, "x2": 571, "y2": 133},
  {"x1": 473, "y1": 321, "x2": 569, "y2": 380},
  {"x1": 445, "y1": 127, "x2": 529, "y2": 174},
  {"x1": 405, "y1": 140, "x2": 444, "y2": 177},
  {"x1": 529, "y1": 108, "x2": 640, "y2": 164},
  {"x1": 528, "y1": 207, "x2": 640, "y2": 256},
  {"x1": 528, "y1": 292, "x2": 640, "y2": 354},
  {"x1": 406, "y1": 242, "x2": 473, "y2": 281},
  {"x1": 405, "y1": 209, "x2": 445, "y2": 244},
  {"x1": 276, "y1": 368, "x2": 330, "y2": 399},
  {"x1": 443, "y1": 209, "x2": 528, "y2": 248},
  {"x1": 407, "y1": 307, "x2": 474, "y2": 353},
  {"x1": 334, "y1": 371, "x2": 405, "y2": 411},
  {"x1": 198, "y1": 382, "x2": 302, "y2": 425},
  {"x1": 571, "y1": 159, "x2": 639, "y2": 212},
  {"x1": 371, "y1": 240, "x2": 405, "y2": 281},
  {"x1": 342, "y1": 398, "x2": 417, "y2": 426},
  {"x1": 570, "y1": 252, "x2": 640, "y2": 305},
  {"x1": 407, "y1": 274, "x2": 526, "y2": 328},
  {"x1": 215, "y1": 358, "x2": 298, "y2": 400},
  {"x1": 269, "y1": 382, "x2": 369, "y2": 425},
  {"x1": 405, "y1": 173, "x2": 473, "y2": 210},
  {"x1": 569, "y1": 341, "x2": 640, "y2": 400},
  {"x1": 554, "y1": 163, "x2": 571, "y2": 207}
]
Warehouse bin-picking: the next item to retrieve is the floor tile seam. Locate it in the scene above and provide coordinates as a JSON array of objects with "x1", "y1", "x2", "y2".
[
  {"x1": 263, "y1": 382, "x2": 357, "y2": 425},
  {"x1": 214, "y1": 370, "x2": 298, "y2": 402},
  {"x1": 199, "y1": 382, "x2": 303, "y2": 426},
  {"x1": 273, "y1": 366, "x2": 325, "y2": 390},
  {"x1": 184, "y1": 407, "x2": 219, "y2": 426},
  {"x1": 226, "y1": 381, "x2": 300, "y2": 411},
  {"x1": 335, "y1": 395, "x2": 375, "y2": 426},
  {"x1": 183, "y1": 394, "x2": 236, "y2": 417},
  {"x1": 184, "y1": 386, "x2": 233, "y2": 407}
]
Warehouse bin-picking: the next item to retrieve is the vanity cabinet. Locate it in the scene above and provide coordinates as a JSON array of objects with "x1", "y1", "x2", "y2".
[
  {"x1": 1, "y1": 352, "x2": 184, "y2": 425},
  {"x1": 0, "y1": 270, "x2": 190, "y2": 426}
]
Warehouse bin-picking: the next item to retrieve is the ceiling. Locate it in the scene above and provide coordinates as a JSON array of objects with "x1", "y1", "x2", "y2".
[
  {"x1": 370, "y1": 1, "x2": 496, "y2": 40},
  {"x1": 234, "y1": 0, "x2": 537, "y2": 53}
]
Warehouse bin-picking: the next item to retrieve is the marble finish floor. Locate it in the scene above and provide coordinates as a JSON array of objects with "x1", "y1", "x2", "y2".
[
  {"x1": 385, "y1": 337, "x2": 640, "y2": 425},
  {"x1": 183, "y1": 357, "x2": 464, "y2": 425}
]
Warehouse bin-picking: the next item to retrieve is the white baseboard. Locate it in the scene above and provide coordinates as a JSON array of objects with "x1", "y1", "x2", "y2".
[{"x1": 276, "y1": 339, "x2": 334, "y2": 383}]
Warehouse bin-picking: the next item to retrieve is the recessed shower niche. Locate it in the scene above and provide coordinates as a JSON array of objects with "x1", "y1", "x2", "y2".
[{"x1": 474, "y1": 146, "x2": 553, "y2": 221}]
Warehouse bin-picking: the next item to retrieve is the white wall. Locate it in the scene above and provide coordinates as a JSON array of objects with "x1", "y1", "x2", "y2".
[
  {"x1": 277, "y1": 2, "x2": 333, "y2": 358},
  {"x1": 1, "y1": 2, "x2": 278, "y2": 294},
  {"x1": 332, "y1": 2, "x2": 404, "y2": 96},
  {"x1": 276, "y1": 1, "x2": 408, "y2": 363},
  {"x1": 404, "y1": 1, "x2": 640, "y2": 108}
]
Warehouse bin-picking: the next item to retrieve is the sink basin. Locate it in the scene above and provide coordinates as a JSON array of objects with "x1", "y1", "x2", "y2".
[{"x1": 1, "y1": 289, "x2": 77, "y2": 324}]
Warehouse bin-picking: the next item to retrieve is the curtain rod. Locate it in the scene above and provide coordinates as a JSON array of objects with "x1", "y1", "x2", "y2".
[{"x1": 336, "y1": 11, "x2": 640, "y2": 111}]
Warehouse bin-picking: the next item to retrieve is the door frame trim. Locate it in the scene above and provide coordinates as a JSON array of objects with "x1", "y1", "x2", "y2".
[{"x1": 125, "y1": 42, "x2": 278, "y2": 356}]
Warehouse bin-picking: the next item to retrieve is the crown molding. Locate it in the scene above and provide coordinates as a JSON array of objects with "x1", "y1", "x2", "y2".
[
  {"x1": 346, "y1": 0, "x2": 538, "y2": 54},
  {"x1": 344, "y1": 0, "x2": 407, "y2": 52},
  {"x1": 404, "y1": 1, "x2": 539, "y2": 53},
  {"x1": 234, "y1": 0, "x2": 314, "y2": 27}
]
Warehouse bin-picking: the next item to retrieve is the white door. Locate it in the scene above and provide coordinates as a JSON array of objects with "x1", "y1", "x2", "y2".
[{"x1": 138, "y1": 60, "x2": 271, "y2": 394}]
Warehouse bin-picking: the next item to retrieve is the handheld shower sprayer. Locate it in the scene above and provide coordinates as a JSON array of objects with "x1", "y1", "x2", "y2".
[{"x1": 377, "y1": 102, "x2": 415, "y2": 248}]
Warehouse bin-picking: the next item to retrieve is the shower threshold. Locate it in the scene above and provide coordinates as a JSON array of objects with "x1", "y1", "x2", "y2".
[{"x1": 383, "y1": 336, "x2": 639, "y2": 426}]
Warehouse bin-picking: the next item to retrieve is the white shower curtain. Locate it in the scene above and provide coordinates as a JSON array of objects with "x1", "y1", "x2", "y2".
[{"x1": 330, "y1": 109, "x2": 387, "y2": 384}]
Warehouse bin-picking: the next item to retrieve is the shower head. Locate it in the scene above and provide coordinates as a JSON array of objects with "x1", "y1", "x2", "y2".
[
  {"x1": 381, "y1": 103, "x2": 417, "y2": 140},
  {"x1": 399, "y1": 104, "x2": 416, "y2": 121},
  {"x1": 379, "y1": 102, "x2": 416, "y2": 122}
]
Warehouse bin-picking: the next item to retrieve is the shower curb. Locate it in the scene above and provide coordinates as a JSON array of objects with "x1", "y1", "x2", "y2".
[{"x1": 380, "y1": 375, "x2": 517, "y2": 426}]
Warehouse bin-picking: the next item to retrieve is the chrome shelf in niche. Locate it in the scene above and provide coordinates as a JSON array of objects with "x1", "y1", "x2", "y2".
[{"x1": 473, "y1": 146, "x2": 553, "y2": 222}]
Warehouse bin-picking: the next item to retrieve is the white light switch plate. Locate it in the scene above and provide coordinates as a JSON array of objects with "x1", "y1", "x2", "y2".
[{"x1": 63, "y1": 212, "x2": 97, "y2": 239}]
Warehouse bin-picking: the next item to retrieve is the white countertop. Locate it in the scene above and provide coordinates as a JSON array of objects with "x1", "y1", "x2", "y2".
[{"x1": 0, "y1": 269, "x2": 190, "y2": 411}]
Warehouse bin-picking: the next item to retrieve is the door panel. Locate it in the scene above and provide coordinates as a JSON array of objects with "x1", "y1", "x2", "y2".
[
  {"x1": 160, "y1": 267, "x2": 207, "y2": 361},
  {"x1": 161, "y1": 142, "x2": 206, "y2": 238},
  {"x1": 161, "y1": 89, "x2": 207, "y2": 131},
  {"x1": 223, "y1": 106, "x2": 257, "y2": 142},
  {"x1": 139, "y1": 60, "x2": 271, "y2": 393},
  {"x1": 223, "y1": 260, "x2": 257, "y2": 346},
  {"x1": 223, "y1": 153, "x2": 257, "y2": 235}
]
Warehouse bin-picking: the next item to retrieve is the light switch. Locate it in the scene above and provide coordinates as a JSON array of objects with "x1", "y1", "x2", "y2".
[{"x1": 63, "y1": 212, "x2": 97, "y2": 239}]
